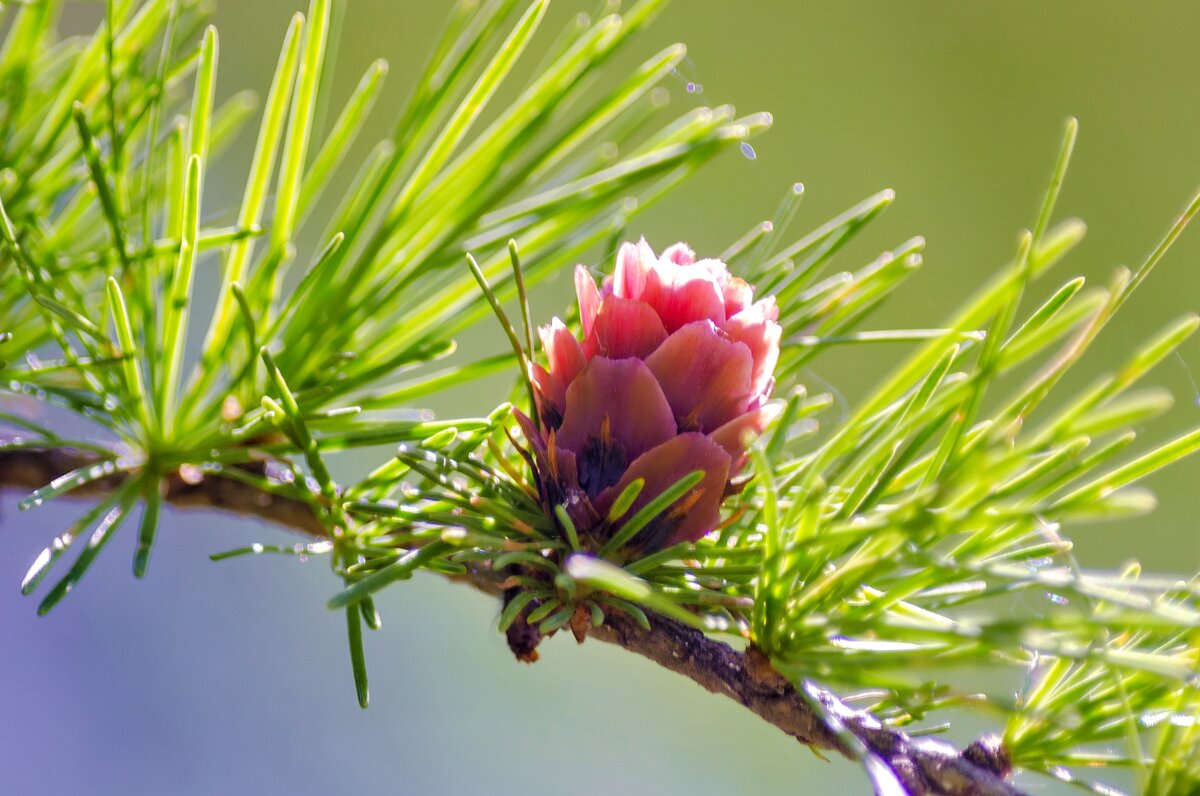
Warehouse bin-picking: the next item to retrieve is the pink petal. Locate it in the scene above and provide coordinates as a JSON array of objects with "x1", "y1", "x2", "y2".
[
  {"x1": 539, "y1": 317, "x2": 586, "y2": 387},
  {"x1": 709, "y1": 403, "x2": 783, "y2": 468},
  {"x1": 641, "y1": 262, "x2": 726, "y2": 333},
  {"x1": 688, "y1": 258, "x2": 754, "y2": 318},
  {"x1": 758, "y1": 295, "x2": 780, "y2": 322},
  {"x1": 612, "y1": 238, "x2": 657, "y2": 301},
  {"x1": 594, "y1": 432, "x2": 731, "y2": 549},
  {"x1": 719, "y1": 272, "x2": 755, "y2": 318},
  {"x1": 645, "y1": 320, "x2": 754, "y2": 432},
  {"x1": 661, "y1": 242, "x2": 695, "y2": 265},
  {"x1": 513, "y1": 408, "x2": 551, "y2": 469},
  {"x1": 556, "y1": 357, "x2": 676, "y2": 464},
  {"x1": 530, "y1": 362, "x2": 566, "y2": 424},
  {"x1": 575, "y1": 266, "x2": 602, "y2": 337},
  {"x1": 550, "y1": 446, "x2": 602, "y2": 531},
  {"x1": 513, "y1": 409, "x2": 577, "y2": 493},
  {"x1": 514, "y1": 410, "x2": 599, "y2": 531},
  {"x1": 746, "y1": 383, "x2": 776, "y2": 412},
  {"x1": 725, "y1": 298, "x2": 783, "y2": 400},
  {"x1": 582, "y1": 295, "x2": 668, "y2": 360}
]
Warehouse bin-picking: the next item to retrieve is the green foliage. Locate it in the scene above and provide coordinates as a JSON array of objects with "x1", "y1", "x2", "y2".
[
  {"x1": 1, "y1": 0, "x2": 761, "y2": 596},
  {"x1": 3, "y1": 2, "x2": 1199, "y2": 793},
  {"x1": 335, "y1": 118, "x2": 1200, "y2": 792}
]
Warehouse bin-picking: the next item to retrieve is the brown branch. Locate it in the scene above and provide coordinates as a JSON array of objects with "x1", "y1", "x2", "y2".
[
  {"x1": 0, "y1": 445, "x2": 327, "y2": 537},
  {"x1": 0, "y1": 443, "x2": 1025, "y2": 796},
  {"x1": 591, "y1": 615, "x2": 1018, "y2": 795}
]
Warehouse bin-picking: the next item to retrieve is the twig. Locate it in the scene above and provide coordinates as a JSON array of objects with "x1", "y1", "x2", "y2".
[
  {"x1": 0, "y1": 442, "x2": 1024, "y2": 796},
  {"x1": 0, "y1": 444, "x2": 326, "y2": 537}
]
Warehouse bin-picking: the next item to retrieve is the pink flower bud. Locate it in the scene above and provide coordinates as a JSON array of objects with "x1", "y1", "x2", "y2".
[{"x1": 521, "y1": 238, "x2": 782, "y2": 553}]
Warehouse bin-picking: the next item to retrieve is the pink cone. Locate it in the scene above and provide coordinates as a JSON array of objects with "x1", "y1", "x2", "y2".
[{"x1": 520, "y1": 238, "x2": 782, "y2": 553}]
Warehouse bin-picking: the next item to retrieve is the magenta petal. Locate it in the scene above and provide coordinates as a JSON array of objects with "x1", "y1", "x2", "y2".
[
  {"x1": 725, "y1": 299, "x2": 782, "y2": 400},
  {"x1": 595, "y1": 432, "x2": 731, "y2": 548},
  {"x1": 709, "y1": 404, "x2": 783, "y2": 468},
  {"x1": 612, "y1": 238, "x2": 656, "y2": 301},
  {"x1": 645, "y1": 320, "x2": 754, "y2": 432},
  {"x1": 661, "y1": 242, "x2": 695, "y2": 265},
  {"x1": 583, "y1": 295, "x2": 668, "y2": 360},
  {"x1": 556, "y1": 357, "x2": 676, "y2": 462},
  {"x1": 575, "y1": 266, "x2": 602, "y2": 337},
  {"x1": 539, "y1": 317, "x2": 586, "y2": 387}
]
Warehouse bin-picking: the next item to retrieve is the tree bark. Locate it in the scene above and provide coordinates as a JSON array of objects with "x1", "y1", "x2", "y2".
[{"x1": 0, "y1": 443, "x2": 1025, "y2": 796}]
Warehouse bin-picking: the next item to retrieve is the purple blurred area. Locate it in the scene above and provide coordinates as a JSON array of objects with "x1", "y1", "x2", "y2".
[{"x1": 1, "y1": 495, "x2": 823, "y2": 794}]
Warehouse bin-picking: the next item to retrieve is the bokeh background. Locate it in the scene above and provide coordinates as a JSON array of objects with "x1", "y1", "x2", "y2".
[{"x1": 4, "y1": 1, "x2": 1200, "y2": 793}]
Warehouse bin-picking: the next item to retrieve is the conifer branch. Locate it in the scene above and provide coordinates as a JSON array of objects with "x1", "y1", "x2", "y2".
[
  {"x1": 4, "y1": 3, "x2": 1198, "y2": 792},
  {"x1": 0, "y1": 441, "x2": 1023, "y2": 796}
]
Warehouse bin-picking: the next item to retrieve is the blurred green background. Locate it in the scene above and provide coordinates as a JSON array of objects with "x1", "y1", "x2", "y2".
[{"x1": 3, "y1": 1, "x2": 1199, "y2": 793}]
